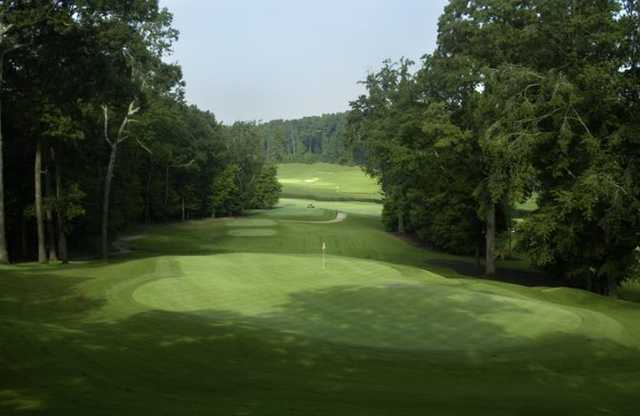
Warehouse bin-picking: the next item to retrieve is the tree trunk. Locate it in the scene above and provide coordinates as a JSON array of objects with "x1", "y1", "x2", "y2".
[
  {"x1": 165, "y1": 165, "x2": 169, "y2": 208},
  {"x1": 181, "y1": 197, "x2": 185, "y2": 221},
  {"x1": 485, "y1": 203, "x2": 496, "y2": 276},
  {"x1": 0, "y1": 56, "x2": 8, "y2": 264},
  {"x1": 35, "y1": 140, "x2": 47, "y2": 263},
  {"x1": 44, "y1": 153, "x2": 58, "y2": 262},
  {"x1": 607, "y1": 275, "x2": 618, "y2": 298},
  {"x1": 398, "y1": 210, "x2": 405, "y2": 234},
  {"x1": 102, "y1": 143, "x2": 118, "y2": 260},
  {"x1": 20, "y1": 214, "x2": 28, "y2": 260},
  {"x1": 145, "y1": 159, "x2": 152, "y2": 224},
  {"x1": 507, "y1": 211, "x2": 513, "y2": 259},
  {"x1": 53, "y1": 148, "x2": 68, "y2": 263}
]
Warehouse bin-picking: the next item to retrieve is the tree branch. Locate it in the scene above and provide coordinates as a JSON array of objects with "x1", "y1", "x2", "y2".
[{"x1": 101, "y1": 105, "x2": 113, "y2": 147}]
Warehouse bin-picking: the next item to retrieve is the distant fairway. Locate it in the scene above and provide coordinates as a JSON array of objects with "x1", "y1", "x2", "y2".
[
  {"x1": 1, "y1": 197, "x2": 639, "y2": 415},
  {"x1": 278, "y1": 162, "x2": 382, "y2": 201}
]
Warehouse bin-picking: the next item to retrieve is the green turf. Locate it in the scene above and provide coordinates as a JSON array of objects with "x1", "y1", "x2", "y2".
[
  {"x1": 1, "y1": 197, "x2": 640, "y2": 414},
  {"x1": 278, "y1": 162, "x2": 382, "y2": 201}
]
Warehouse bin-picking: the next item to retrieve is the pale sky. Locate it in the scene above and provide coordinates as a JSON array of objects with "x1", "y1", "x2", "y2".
[{"x1": 159, "y1": 0, "x2": 448, "y2": 123}]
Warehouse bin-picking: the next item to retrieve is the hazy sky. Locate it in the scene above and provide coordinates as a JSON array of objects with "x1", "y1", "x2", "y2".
[{"x1": 159, "y1": 0, "x2": 449, "y2": 123}]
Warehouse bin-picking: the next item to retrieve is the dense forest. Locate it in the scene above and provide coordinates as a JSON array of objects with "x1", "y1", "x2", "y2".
[
  {"x1": 256, "y1": 113, "x2": 362, "y2": 165},
  {"x1": 0, "y1": 1, "x2": 280, "y2": 263},
  {"x1": 348, "y1": 0, "x2": 640, "y2": 295}
]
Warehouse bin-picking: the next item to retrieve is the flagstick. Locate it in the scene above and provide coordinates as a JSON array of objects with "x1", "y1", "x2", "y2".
[{"x1": 322, "y1": 241, "x2": 326, "y2": 270}]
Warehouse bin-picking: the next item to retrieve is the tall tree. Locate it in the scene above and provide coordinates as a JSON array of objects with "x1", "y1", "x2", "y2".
[
  {"x1": 101, "y1": 101, "x2": 140, "y2": 260},
  {"x1": 0, "y1": 19, "x2": 13, "y2": 264}
]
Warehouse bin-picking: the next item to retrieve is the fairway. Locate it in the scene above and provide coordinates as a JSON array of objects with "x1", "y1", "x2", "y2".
[
  {"x1": 2, "y1": 197, "x2": 640, "y2": 415},
  {"x1": 278, "y1": 163, "x2": 381, "y2": 201}
]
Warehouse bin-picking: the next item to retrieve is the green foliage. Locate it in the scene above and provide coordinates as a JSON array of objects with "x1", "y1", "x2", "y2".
[
  {"x1": 249, "y1": 165, "x2": 281, "y2": 209},
  {"x1": 256, "y1": 113, "x2": 361, "y2": 165},
  {"x1": 0, "y1": 1, "x2": 278, "y2": 260},
  {"x1": 210, "y1": 164, "x2": 242, "y2": 217},
  {"x1": 348, "y1": 0, "x2": 640, "y2": 293}
]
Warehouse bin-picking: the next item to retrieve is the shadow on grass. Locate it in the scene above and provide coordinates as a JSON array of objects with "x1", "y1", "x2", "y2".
[
  {"x1": 1, "y1": 280, "x2": 638, "y2": 415},
  {"x1": 426, "y1": 258, "x2": 564, "y2": 288}
]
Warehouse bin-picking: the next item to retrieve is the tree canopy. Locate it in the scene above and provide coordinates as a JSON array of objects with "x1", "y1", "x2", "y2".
[
  {"x1": 348, "y1": 0, "x2": 640, "y2": 295},
  {"x1": 0, "y1": 0, "x2": 280, "y2": 263}
]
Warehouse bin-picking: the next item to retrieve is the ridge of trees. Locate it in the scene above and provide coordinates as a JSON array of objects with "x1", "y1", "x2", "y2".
[{"x1": 256, "y1": 113, "x2": 364, "y2": 165}]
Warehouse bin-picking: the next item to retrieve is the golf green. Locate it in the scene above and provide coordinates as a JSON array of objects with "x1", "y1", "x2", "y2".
[{"x1": 131, "y1": 253, "x2": 606, "y2": 351}]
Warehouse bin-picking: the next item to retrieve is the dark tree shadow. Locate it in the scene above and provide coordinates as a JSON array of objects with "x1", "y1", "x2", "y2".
[
  {"x1": 1, "y1": 282, "x2": 639, "y2": 415},
  {"x1": 426, "y1": 258, "x2": 564, "y2": 287}
]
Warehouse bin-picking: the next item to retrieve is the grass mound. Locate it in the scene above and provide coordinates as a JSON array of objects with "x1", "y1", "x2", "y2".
[{"x1": 131, "y1": 253, "x2": 594, "y2": 351}]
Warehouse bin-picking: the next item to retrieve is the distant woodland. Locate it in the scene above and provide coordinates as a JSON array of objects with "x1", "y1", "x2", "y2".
[{"x1": 256, "y1": 113, "x2": 363, "y2": 165}]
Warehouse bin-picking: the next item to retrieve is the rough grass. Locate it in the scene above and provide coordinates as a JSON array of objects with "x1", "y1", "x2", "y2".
[
  {"x1": 1, "y1": 194, "x2": 640, "y2": 414},
  {"x1": 278, "y1": 163, "x2": 381, "y2": 201}
]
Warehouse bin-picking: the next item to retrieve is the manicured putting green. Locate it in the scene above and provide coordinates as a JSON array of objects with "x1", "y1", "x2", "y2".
[{"x1": 132, "y1": 253, "x2": 594, "y2": 351}]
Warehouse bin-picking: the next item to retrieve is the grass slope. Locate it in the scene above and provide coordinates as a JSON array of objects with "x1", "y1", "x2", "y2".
[
  {"x1": 1, "y1": 198, "x2": 640, "y2": 414},
  {"x1": 278, "y1": 163, "x2": 381, "y2": 201}
]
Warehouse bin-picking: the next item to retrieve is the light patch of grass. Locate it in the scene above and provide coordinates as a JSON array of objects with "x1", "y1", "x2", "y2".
[{"x1": 227, "y1": 229, "x2": 277, "y2": 237}]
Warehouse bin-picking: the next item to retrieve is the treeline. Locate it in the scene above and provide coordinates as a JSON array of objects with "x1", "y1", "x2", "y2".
[
  {"x1": 348, "y1": 0, "x2": 639, "y2": 295},
  {"x1": 0, "y1": 1, "x2": 279, "y2": 263},
  {"x1": 256, "y1": 113, "x2": 364, "y2": 165}
]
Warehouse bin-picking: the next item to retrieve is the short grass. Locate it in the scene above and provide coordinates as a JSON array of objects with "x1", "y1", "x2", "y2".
[
  {"x1": 1, "y1": 198, "x2": 640, "y2": 415},
  {"x1": 278, "y1": 162, "x2": 382, "y2": 201}
]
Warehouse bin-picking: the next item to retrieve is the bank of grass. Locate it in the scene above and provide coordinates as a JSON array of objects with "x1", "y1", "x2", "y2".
[
  {"x1": 2, "y1": 195, "x2": 640, "y2": 415},
  {"x1": 277, "y1": 162, "x2": 382, "y2": 202}
]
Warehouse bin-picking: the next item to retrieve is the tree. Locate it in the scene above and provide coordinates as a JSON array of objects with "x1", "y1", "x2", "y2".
[
  {"x1": 101, "y1": 101, "x2": 140, "y2": 260},
  {"x1": 0, "y1": 17, "x2": 17, "y2": 264},
  {"x1": 210, "y1": 164, "x2": 241, "y2": 217},
  {"x1": 249, "y1": 165, "x2": 282, "y2": 209}
]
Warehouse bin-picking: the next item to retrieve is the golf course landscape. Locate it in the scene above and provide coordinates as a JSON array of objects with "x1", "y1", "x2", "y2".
[{"x1": 1, "y1": 163, "x2": 639, "y2": 415}]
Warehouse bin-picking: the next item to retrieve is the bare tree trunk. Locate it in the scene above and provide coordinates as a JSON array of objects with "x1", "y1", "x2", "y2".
[
  {"x1": 44, "y1": 152, "x2": 58, "y2": 262},
  {"x1": 0, "y1": 55, "x2": 8, "y2": 264},
  {"x1": 35, "y1": 140, "x2": 47, "y2": 263},
  {"x1": 102, "y1": 143, "x2": 117, "y2": 260},
  {"x1": 100, "y1": 101, "x2": 139, "y2": 260},
  {"x1": 165, "y1": 165, "x2": 169, "y2": 208},
  {"x1": 181, "y1": 197, "x2": 185, "y2": 222},
  {"x1": 398, "y1": 211, "x2": 405, "y2": 234},
  {"x1": 485, "y1": 203, "x2": 496, "y2": 276},
  {"x1": 52, "y1": 148, "x2": 68, "y2": 263}
]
